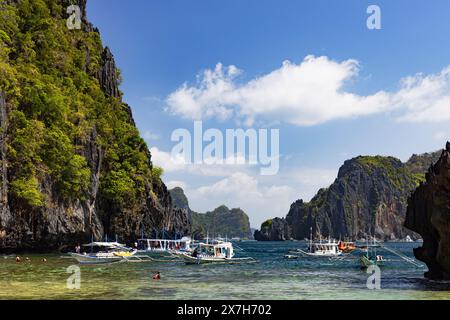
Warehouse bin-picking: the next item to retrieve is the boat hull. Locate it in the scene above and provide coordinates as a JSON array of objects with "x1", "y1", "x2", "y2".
[
  {"x1": 175, "y1": 253, "x2": 255, "y2": 265},
  {"x1": 69, "y1": 253, "x2": 124, "y2": 265},
  {"x1": 179, "y1": 253, "x2": 230, "y2": 264},
  {"x1": 360, "y1": 255, "x2": 383, "y2": 268}
]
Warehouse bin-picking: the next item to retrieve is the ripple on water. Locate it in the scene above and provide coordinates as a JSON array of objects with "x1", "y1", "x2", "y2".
[{"x1": 1, "y1": 242, "x2": 450, "y2": 300}]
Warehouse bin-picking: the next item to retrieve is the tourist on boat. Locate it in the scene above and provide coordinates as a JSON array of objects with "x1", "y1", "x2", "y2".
[
  {"x1": 75, "y1": 245, "x2": 81, "y2": 254},
  {"x1": 192, "y1": 248, "x2": 198, "y2": 257},
  {"x1": 152, "y1": 272, "x2": 161, "y2": 280},
  {"x1": 15, "y1": 256, "x2": 21, "y2": 263}
]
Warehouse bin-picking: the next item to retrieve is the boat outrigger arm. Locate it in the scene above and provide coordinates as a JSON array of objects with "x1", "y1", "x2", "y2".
[{"x1": 375, "y1": 240, "x2": 423, "y2": 268}]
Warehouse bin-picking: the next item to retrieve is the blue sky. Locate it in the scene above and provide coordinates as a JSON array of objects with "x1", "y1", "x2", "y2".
[{"x1": 88, "y1": 0, "x2": 450, "y2": 228}]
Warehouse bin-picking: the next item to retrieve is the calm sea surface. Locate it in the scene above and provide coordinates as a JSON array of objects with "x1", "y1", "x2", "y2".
[{"x1": 1, "y1": 241, "x2": 449, "y2": 300}]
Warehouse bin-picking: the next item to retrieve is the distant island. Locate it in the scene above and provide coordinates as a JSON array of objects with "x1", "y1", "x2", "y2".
[{"x1": 170, "y1": 187, "x2": 253, "y2": 240}]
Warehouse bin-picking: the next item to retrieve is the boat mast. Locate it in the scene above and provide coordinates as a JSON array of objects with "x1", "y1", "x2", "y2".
[{"x1": 310, "y1": 227, "x2": 313, "y2": 253}]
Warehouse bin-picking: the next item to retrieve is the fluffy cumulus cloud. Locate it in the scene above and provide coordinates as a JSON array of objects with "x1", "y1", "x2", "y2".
[
  {"x1": 150, "y1": 146, "x2": 339, "y2": 226},
  {"x1": 143, "y1": 131, "x2": 160, "y2": 141},
  {"x1": 160, "y1": 167, "x2": 338, "y2": 228},
  {"x1": 188, "y1": 172, "x2": 298, "y2": 227},
  {"x1": 392, "y1": 67, "x2": 450, "y2": 123},
  {"x1": 150, "y1": 147, "x2": 251, "y2": 177},
  {"x1": 150, "y1": 147, "x2": 187, "y2": 172},
  {"x1": 166, "y1": 180, "x2": 187, "y2": 190},
  {"x1": 167, "y1": 55, "x2": 450, "y2": 126}
]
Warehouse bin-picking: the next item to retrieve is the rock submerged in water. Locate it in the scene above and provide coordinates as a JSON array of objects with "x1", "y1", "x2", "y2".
[
  {"x1": 405, "y1": 142, "x2": 450, "y2": 280},
  {"x1": 254, "y1": 218, "x2": 291, "y2": 241}
]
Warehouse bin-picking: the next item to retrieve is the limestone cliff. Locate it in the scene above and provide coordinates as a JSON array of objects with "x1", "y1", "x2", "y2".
[
  {"x1": 254, "y1": 218, "x2": 291, "y2": 241},
  {"x1": 0, "y1": 0, "x2": 189, "y2": 251},
  {"x1": 255, "y1": 151, "x2": 440, "y2": 242},
  {"x1": 405, "y1": 143, "x2": 450, "y2": 280},
  {"x1": 170, "y1": 187, "x2": 252, "y2": 239}
]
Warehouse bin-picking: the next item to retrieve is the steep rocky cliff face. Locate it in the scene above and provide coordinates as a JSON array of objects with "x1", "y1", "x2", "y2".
[
  {"x1": 170, "y1": 187, "x2": 252, "y2": 239},
  {"x1": 286, "y1": 156, "x2": 424, "y2": 241},
  {"x1": 0, "y1": 0, "x2": 189, "y2": 251},
  {"x1": 405, "y1": 143, "x2": 450, "y2": 280},
  {"x1": 169, "y1": 186, "x2": 193, "y2": 223},
  {"x1": 255, "y1": 151, "x2": 440, "y2": 242},
  {"x1": 254, "y1": 218, "x2": 290, "y2": 241}
]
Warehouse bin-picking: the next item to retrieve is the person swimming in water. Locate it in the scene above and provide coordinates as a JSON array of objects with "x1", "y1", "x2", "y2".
[{"x1": 152, "y1": 272, "x2": 161, "y2": 280}]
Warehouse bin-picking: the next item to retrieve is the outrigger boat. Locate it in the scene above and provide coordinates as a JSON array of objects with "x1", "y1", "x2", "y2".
[
  {"x1": 293, "y1": 228, "x2": 343, "y2": 257},
  {"x1": 137, "y1": 236, "x2": 192, "y2": 257},
  {"x1": 69, "y1": 242, "x2": 138, "y2": 265},
  {"x1": 359, "y1": 236, "x2": 422, "y2": 268},
  {"x1": 338, "y1": 240, "x2": 357, "y2": 253},
  {"x1": 303, "y1": 239, "x2": 342, "y2": 257},
  {"x1": 175, "y1": 240, "x2": 255, "y2": 264},
  {"x1": 359, "y1": 233, "x2": 384, "y2": 268},
  {"x1": 360, "y1": 253, "x2": 385, "y2": 268}
]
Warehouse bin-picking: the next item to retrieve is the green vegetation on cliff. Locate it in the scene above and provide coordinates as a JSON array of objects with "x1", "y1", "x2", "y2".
[
  {"x1": 0, "y1": 0, "x2": 188, "y2": 250},
  {"x1": 281, "y1": 152, "x2": 443, "y2": 242},
  {"x1": 0, "y1": 0, "x2": 160, "y2": 209},
  {"x1": 192, "y1": 205, "x2": 251, "y2": 239}
]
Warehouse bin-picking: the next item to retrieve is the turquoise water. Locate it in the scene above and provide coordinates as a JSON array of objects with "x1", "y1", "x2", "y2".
[{"x1": 1, "y1": 242, "x2": 449, "y2": 300}]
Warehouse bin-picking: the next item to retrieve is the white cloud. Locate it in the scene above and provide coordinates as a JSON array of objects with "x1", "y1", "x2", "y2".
[
  {"x1": 393, "y1": 67, "x2": 450, "y2": 123},
  {"x1": 433, "y1": 131, "x2": 448, "y2": 141},
  {"x1": 291, "y1": 168, "x2": 336, "y2": 186},
  {"x1": 166, "y1": 180, "x2": 187, "y2": 190},
  {"x1": 150, "y1": 147, "x2": 187, "y2": 172},
  {"x1": 143, "y1": 131, "x2": 160, "y2": 141},
  {"x1": 180, "y1": 166, "x2": 336, "y2": 227},
  {"x1": 188, "y1": 172, "x2": 298, "y2": 227},
  {"x1": 167, "y1": 55, "x2": 450, "y2": 126},
  {"x1": 152, "y1": 145, "x2": 341, "y2": 227},
  {"x1": 289, "y1": 167, "x2": 337, "y2": 199},
  {"x1": 150, "y1": 147, "x2": 252, "y2": 176}
]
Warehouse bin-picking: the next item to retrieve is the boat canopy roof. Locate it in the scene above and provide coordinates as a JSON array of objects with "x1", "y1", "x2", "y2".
[
  {"x1": 82, "y1": 242, "x2": 124, "y2": 247},
  {"x1": 199, "y1": 241, "x2": 233, "y2": 248},
  {"x1": 137, "y1": 237, "x2": 191, "y2": 242}
]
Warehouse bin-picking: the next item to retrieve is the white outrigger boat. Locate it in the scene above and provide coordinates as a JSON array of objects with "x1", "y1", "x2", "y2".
[
  {"x1": 303, "y1": 239, "x2": 342, "y2": 257},
  {"x1": 292, "y1": 229, "x2": 343, "y2": 258},
  {"x1": 69, "y1": 242, "x2": 138, "y2": 265},
  {"x1": 136, "y1": 236, "x2": 193, "y2": 257},
  {"x1": 176, "y1": 240, "x2": 255, "y2": 265}
]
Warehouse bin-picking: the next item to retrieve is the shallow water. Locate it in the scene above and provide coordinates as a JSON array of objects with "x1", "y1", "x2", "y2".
[{"x1": 1, "y1": 242, "x2": 449, "y2": 300}]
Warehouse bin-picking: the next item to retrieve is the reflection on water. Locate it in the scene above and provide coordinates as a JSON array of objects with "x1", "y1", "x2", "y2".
[{"x1": 1, "y1": 242, "x2": 449, "y2": 300}]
